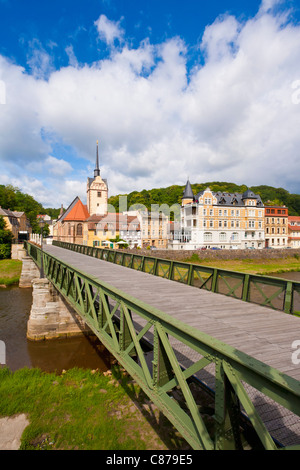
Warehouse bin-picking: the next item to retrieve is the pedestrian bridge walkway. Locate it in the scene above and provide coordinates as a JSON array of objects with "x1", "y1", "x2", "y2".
[{"x1": 25, "y1": 241, "x2": 300, "y2": 450}]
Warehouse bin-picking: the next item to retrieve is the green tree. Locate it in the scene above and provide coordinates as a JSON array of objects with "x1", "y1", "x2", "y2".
[{"x1": 0, "y1": 216, "x2": 13, "y2": 259}]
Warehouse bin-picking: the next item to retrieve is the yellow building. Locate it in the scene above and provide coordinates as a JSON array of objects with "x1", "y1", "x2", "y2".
[
  {"x1": 179, "y1": 183, "x2": 265, "y2": 249},
  {"x1": 0, "y1": 207, "x2": 32, "y2": 242},
  {"x1": 84, "y1": 213, "x2": 140, "y2": 248}
]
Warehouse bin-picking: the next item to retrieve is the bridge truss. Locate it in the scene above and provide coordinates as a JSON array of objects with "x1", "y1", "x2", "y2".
[{"x1": 25, "y1": 241, "x2": 300, "y2": 450}]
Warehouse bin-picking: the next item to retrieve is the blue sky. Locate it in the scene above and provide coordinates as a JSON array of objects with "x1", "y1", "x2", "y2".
[{"x1": 0, "y1": 0, "x2": 300, "y2": 208}]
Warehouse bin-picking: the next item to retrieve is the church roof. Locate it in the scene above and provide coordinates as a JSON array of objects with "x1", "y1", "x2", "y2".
[
  {"x1": 87, "y1": 177, "x2": 108, "y2": 188},
  {"x1": 64, "y1": 198, "x2": 90, "y2": 221}
]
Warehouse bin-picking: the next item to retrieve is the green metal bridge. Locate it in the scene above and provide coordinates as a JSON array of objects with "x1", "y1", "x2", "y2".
[{"x1": 24, "y1": 240, "x2": 300, "y2": 451}]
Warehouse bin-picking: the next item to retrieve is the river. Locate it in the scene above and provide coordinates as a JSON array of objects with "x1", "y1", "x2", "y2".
[
  {"x1": 1, "y1": 271, "x2": 299, "y2": 373},
  {"x1": 0, "y1": 285, "x2": 112, "y2": 373}
]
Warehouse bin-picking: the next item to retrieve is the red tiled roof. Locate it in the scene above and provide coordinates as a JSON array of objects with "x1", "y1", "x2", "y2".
[
  {"x1": 87, "y1": 213, "x2": 140, "y2": 231},
  {"x1": 64, "y1": 200, "x2": 90, "y2": 221},
  {"x1": 288, "y1": 224, "x2": 300, "y2": 231}
]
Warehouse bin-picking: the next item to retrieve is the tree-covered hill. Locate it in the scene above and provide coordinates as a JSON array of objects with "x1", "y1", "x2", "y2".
[
  {"x1": 0, "y1": 185, "x2": 60, "y2": 233},
  {"x1": 108, "y1": 182, "x2": 300, "y2": 216}
]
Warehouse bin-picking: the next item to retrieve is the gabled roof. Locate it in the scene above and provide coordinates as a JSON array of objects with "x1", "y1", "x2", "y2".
[
  {"x1": 194, "y1": 190, "x2": 264, "y2": 207},
  {"x1": 0, "y1": 207, "x2": 17, "y2": 218},
  {"x1": 64, "y1": 198, "x2": 90, "y2": 221}
]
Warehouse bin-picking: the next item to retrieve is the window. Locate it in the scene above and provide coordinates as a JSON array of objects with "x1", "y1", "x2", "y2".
[
  {"x1": 97, "y1": 191, "x2": 102, "y2": 197},
  {"x1": 232, "y1": 232, "x2": 239, "y2": 241},
  {"x1": 204, "y1": 198, "x2": 212, "y2": 205},
  {"x1": 219, "y1": 232, "x2": 226, "y2": 241},
  {"x1": 204, "y1": 232, "x2": 212, "y2": 241},
  {"x1": 76, "y1": 224, "x2": 83, "y2": 236}
]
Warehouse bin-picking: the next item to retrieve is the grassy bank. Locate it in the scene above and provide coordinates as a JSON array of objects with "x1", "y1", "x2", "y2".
[
  {"x1": 184, "y1": 253, "x2": 300, "y2": 276},
  {"x1": 0, "y1": 259, "x2": 22, "y2": 286},
  {"x1": 0, "y1": 366, "x2": 188, "y2": 450}
]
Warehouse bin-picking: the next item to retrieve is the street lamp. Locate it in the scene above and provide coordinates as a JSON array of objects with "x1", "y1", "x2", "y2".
[{"x1": 38, "y1": 219, "x2": 45, "y2": 278}]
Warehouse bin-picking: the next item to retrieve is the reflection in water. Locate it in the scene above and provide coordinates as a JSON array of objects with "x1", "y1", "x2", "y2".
[{"x1": 0, "y1": 286, "x2": 112, "y2": 373}]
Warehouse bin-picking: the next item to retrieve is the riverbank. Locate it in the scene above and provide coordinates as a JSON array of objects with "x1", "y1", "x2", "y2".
[
  {"x1": 183, "y1": 253, "x2": 300, "y2": 276},
  {"x1": 0, "y1": 259, "x2": 22, "y2": 287},
  {"x1": 0, "y1": 366, "x2": 189, "y2": 450}
]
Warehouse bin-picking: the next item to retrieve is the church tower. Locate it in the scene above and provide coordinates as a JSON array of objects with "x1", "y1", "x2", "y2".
[{"x1": 87, "y1": 141, "x2": 108, "y2": 216}]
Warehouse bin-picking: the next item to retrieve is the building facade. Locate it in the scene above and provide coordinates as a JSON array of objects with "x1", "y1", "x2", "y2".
[
  {"x1": 176, "y1": 182, "x2": 265, "y2": 250},
  {"x1": 125, "y1": 210, "x2": 169, "y2": 249},
  {"x1": 288, "y1": 216, "x2": 300, "y2": 248},
  {"x1": 264, "y1": 206, "x2": 288, "y2": 248},
  {"x1": 84, "y1": 213, "x2": 141, "y2": 249},
  {"x1": 0, "y1": 207, "x2": 32, "y2": 242}
]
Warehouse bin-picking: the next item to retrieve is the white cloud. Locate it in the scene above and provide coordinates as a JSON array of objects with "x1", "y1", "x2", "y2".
[
  {"x1": 94, "y1": 14, "x2": 124, "y2": 46},
  {"x1": 259, "y1": 0, "x2": 284, "y2": 14},
  {"x1": 1, "y1": 2, "x2": 300, "y2": 208}
]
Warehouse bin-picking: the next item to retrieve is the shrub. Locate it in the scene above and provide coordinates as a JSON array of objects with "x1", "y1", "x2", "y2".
[{"x1": 0, "y1": 244, "x2": 11, "y2": 259}]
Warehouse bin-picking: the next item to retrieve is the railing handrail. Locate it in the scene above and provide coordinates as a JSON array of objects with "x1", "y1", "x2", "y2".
[{"x1": 52, "y1": 240, "x2": 300, "y2": 316}]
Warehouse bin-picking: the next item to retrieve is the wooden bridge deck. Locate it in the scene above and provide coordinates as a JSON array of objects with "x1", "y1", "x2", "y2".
[{"x1": 44, "y1": 244, "x2": 300, "y2": 447}]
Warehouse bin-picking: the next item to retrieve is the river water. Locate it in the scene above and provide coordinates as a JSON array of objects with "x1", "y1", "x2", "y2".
[
  {"x1": 0, "y1": 286, "x2": 112, "y2": 373},
  {"x1": 1, "y1": 271, "x2": 299, "y2": 373}
]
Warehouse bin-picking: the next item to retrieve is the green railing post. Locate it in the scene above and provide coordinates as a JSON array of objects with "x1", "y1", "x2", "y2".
[
  {"x1": 284, "y1": 281, "x2": 293, "y2": 314},
  {"x1": 168, "y1": 261, "x2": 174, "y2": 280},
  {"x1": 211, "y1": 268, "x2": 218, "y2": 292},
  {"x1": 242, "y1": 274, "x2": 250, "y2": 302},
  {"x1": 187, "y1": 264, "x2": 193, "y2": 286}
]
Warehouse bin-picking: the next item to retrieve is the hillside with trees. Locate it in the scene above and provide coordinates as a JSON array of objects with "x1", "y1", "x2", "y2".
[
  {"x1": 0, "y1": 182, "x2": 299, "y2": 229},
  {"x1": 108, "y1": 182, "x2": 300, "y2": 217},
  {"x1": 0, "y1": 185, "x2": 60, "y2": 233}
]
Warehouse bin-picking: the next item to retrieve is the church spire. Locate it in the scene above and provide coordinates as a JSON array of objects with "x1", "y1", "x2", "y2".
[{"x1": 94, "y1": 140, "x2": 100, "y2": 178}]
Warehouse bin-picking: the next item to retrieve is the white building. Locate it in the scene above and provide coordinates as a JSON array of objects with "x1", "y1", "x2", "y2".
[{"x1": 172, "y1": 181, "x2": 265, "y2": 250}]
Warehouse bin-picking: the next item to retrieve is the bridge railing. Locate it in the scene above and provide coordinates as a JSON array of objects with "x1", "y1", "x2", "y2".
[
  {"x1": 52, "y1": 241, "x2": 300, "y2": 316},
  {"x1": 25, "y1": 241, "x2": 300, "y2": 450}
]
